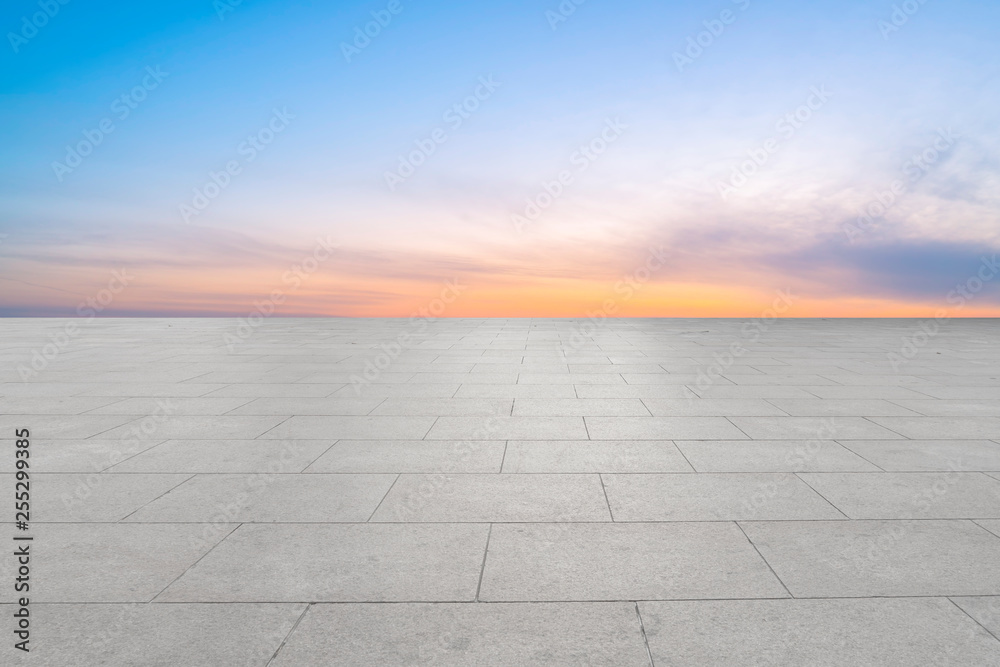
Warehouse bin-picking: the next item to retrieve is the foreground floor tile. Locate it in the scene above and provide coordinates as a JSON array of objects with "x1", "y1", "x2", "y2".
[
  {"x1": 107, "y1": 438, "x2": 332, "y2": 473},
  {"x1": 259, "y1": 415, "x2": 436, "y2": 440},
  {"x1": 740, "y1": 519, "x2": 1000, "y2": 597},
  {"x1": 305, "y1": 439, "x2": 506, "y2": 473},
  {"x1": 602, "y1": 473, "x2": 845, "y2": 521},
  {"x1": 372, "y1": 473, "x2": 611, "y2": 522},
  {"x1": 640, "y1": 598, "x2": 1000, "y2": 665},
  {"x1": 501, "y1": 440, "x2": 693, "y2": 473},
  {"x1": 273, "y1": 602, "x2": 649, "y2": 666},
  {"x1": 798, "y1": 472, "x2": 1000, "y2": 519},
  {"x1": 585, "y1": 417, "x2": 748, "y2": 440},
  {"x1": 675, "y1": 439, "x2": 879, "y2": 472},
  {"x1": 479, "y1": 522, "x2": 787, "y2": 601},
  {"x1": 728, "y1": 417, "x2": 904, "y2": 440},
  {"x1": 0, "y1": 523, "x2": 233, "y2": 603},
  {"x1": 158, "y1": 524, "x2": 489, "y2": 602},
  {"x1": 126, "y1": 473, "x2": 396, "y2": 522},
  {"x1": 15, "y1": 603, "x2": 304, "y2": 666},
  {"x1": 951, "y1": 596, "x2": 1000, "y2": 638},
  {"x1": 842, "y1": 439, "x2": 1000, "y2": 471},
  {"x1": 426, "y1": 416, "x2": 589, "y2": 440},
  {"x1": 0, "y1": 473, "x2": 189, "y2": 521}
]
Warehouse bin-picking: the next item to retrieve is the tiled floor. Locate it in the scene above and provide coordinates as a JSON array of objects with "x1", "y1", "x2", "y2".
[{"x1": 2, "y1": 317, "x2": 1000, "y2": 665}]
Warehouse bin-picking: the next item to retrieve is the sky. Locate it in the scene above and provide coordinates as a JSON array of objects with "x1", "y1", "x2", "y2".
[{"x1": 1, "y1": 0, "x2": 999, "y2": 317}]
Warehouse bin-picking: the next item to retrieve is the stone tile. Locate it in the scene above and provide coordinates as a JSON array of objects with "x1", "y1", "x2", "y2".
[
  {"x1": 640, "y1": 598, "x2": 1000, "y2": 665},
  {"x1": 0, "y1": 396, "x2": 123, "y2": 414},
  {"x1": 603, "y1": 473, "x2": 844, "y2": 521},
  {"x1": 273, "y1": 602, "x2": 649, "y2": 666},
  {"x1": 0, "y1": 473, "x2": 190, "y2": 521},
  {"x1": 205, "y1": 383, "x2": 340, "y2": 397},
  {"x1": 17, "y1": 603, "x2": 305, "y2": 666},
  {"x1": 372, "y1": 473, "x2": 610, "y2": 522},
  {"x1": 585, "y1": 417, "x2": 748, "y2": 440},
  {"x1": 975, "y1": 520, "x2": 1000, "y2": 538},
  {"x1": 502, "y1": 440, "x2": 693, "y2": 473},
  {"x1": 0, "y1": 523, "x2": 232, "y2": 603},
  {"x1": 843, "y1": 440, "x2": 1000, "y2": 471},
  {"x1": 729, "y1": 417, "x2": 904, "y2": 440},
  {"x1": 454, "y1": 384, "x2": 577, "y2": 398},
  {"x1": 870, "y1": 417, "x2": 1000, "y2": 439},
  {"x1": 370, "y1": 398, "x2": 512, "y2": 416},
  {"x1": 642, "y1": 398, "x2": 787, "y2": 416},
  {"x1": 799, "y1": 472, "x2": 1000, "y2": 519},
  {"x1": 740, "y1": 519, "x2": 1000, "y2": 597},
  {"x1": 305, "y1": 439, "x2": 504, "y2": 473},
  {"x1": 84, "y1": 397, "x2": 255, "y2": 415},
  {"x1": 426, "y1": 416, "x2": 588, "y2": 440},
  {"x1": 675, "y1": 440, "x2": 879, "y2": 472},
  {"x1": 0, "y1": 415, "x2": 137, "y2": 439},
  {"x1": 518, "y1": 373, "x2": 625, "y2": 385},
  {"x1": 690, "y1": 386, "x2": 818, "y2": 399},
  {"x1": 330, "y1": 383, "x2": 461, "y2": 398},
  {"x1": 97, "y1": 416, "x2": 287, "y2": 440},
  {"x1": 259, "y1": 415, "x2": 436, "y2": 440},
  {"x1": 574, "y1": 385, "x2": 698, "y2": 398},
  {"x1": 158, "y1": 524, "x2": 489, "y2": 602},
  {"x1": 890, "y1": 399, "x2": 1000, "y2": 417},
  {"x1": 951, "y1": 596, "x2": 1000, "y2": 638},
  {"x1": 126, "y1": 473, "x2": 396, "y2": 522},
  {"x1": 799, "y1": 386, "x2": 934, "y2": 399},
  {"x1": 108, "y1": 439, "x2": 331, "y2": 473},
  {"x1": 225, "y1": 397, "x2": 384, "y2": 415},
  {"x1": 1, "y1": 439, "x2": 166, "y2": 473},
  {"x1": 479, "y1": 522, "x2": 787, "y2": 601},
  {"x1": 765, "y1": 398, "x2": 921, "y2": 416},
  {"x1": 512, "y1": 399, "x2": 650, "y2": 416}
]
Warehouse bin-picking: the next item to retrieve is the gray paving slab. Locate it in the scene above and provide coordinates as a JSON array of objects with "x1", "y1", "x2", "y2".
[
  {"x1": 642, "y1": 398, "x2": 787, "y2": 416},
  {"x1": 798, "y1": 472, "x2": 1000, "y2": 519},
  {"x1": 603, "y1": 473, "x2": 846, "y2": 521},
  {"x1": 728, "y1": 416, "x2": 905, "y2": 439},
  {"x1": 640, "y1": 598, "x2": 1000, "y2": 665},
  {"x1": 158, "y1": 523, "x2": 489, "y2": 602},
  {"x1": 740, "y1": 519, "x2": 1000, "y2": 597},
  {"x1": 272, "y1": 602, "x2": 650, "y2": 666},
  {"x1": 951, "y1": 596, "x2": 1000, "y2": 638},
  {"x1": 0, "y1": 523, "x2": 233, "y2": 603},
  {"x1": 259, "y1": 415, "x2": 436, "y2": 440},
  {"x1": 675, "y1": 439, "x2": 879, "y2": 472},
  {"x1": 976, "y1": 519, "x2": 1000, "y2": 538},
  {"x1": 585, "y1": 416, "x2": 749, "y2": 440},
  {"x1": 0, "y1": 472, "x2": 190, "y2": 521},
  {"x1": 426, "y1": 416, "x2": 589, "y2": 440},
  {"x1": 842, "y1": 439, "x2": 1000, "y2": 471},
  {"x1": 126, "y1": 473, "x2": 396, "y2": 522},
  {"x1": 512, "y1": 398, "x2": 651, "y2": 416},
  {"x1": 97, "y1": 416, "x2": 288, "y2": 440},
  {"x1": 372, "y1": 473, "x2": 611, "y2": 522},
  {"x1": 501, "y1": 440, "x2": 693, "y2": 473},
  {"x1": 84, "y1": 397, "x2": 255, "y2": 415},
  {"x1": 370, "y1": 398, "x2": 513, "y2": 415},
  {"x1": 1, "y1": 438, "x2": 166, "y2": 472},
  {"x1": 225, "y1": 397, "x2": 384, "y2": 415},
  {"x1": 107, "y1": 438, "x2": 332, "y2": 473},
  {"x1": 305, "y1": 439, "x2": 505, "y2": 473},
  {"x1": 765, "y1": 398, "x2": 922, "y2": 416},
  {"x1": 870, "y1": 417, "x2": 1000, "y2": 439},
  {"x1": 479, "y1": 522, "x2": 788, "y2": 601},
  {"x1": 11, "y1": 603, "x2": 305, "y2": 667}
]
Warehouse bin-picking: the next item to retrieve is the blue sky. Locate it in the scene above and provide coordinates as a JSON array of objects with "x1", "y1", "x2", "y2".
[{"x1": 1, "y1": 0, "x2": 998, "y2": 316}]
